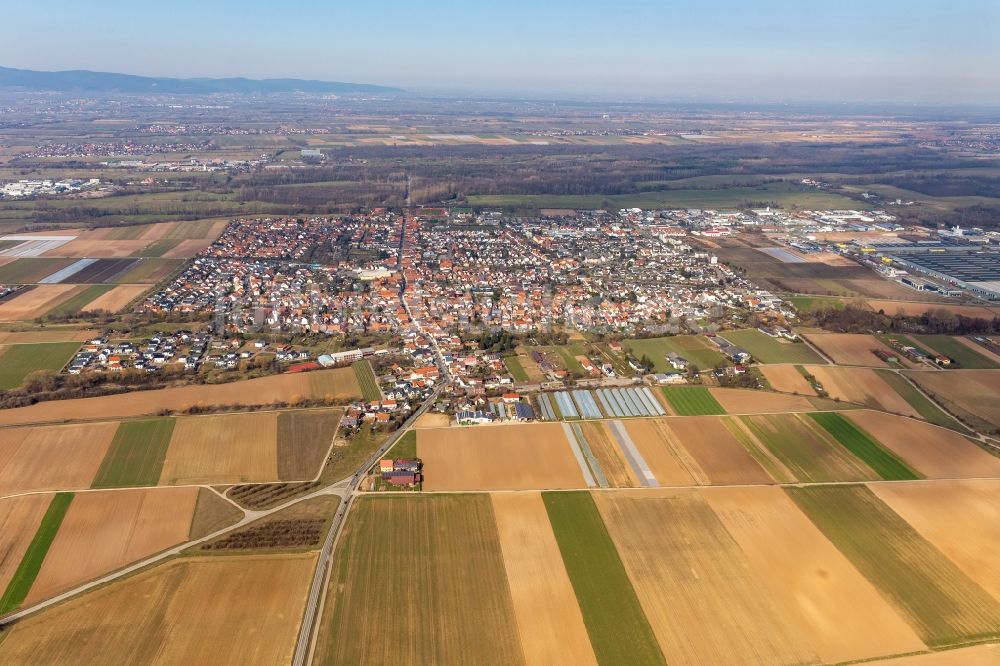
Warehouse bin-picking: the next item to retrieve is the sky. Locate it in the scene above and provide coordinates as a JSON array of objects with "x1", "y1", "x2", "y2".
[{"x1": 3, "y1": 0, "x2": 999, "y2": 104}]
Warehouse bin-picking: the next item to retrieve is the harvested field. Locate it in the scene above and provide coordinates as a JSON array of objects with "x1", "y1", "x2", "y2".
[
  {"x1": 809, "y1": 412, "x2": 920, "y2": 480},
  {"x1": 160, "y1": 412, "x2": 278, "y2": 485},
  {"x1": 276, "y1": 409, "x2": 341, "y2": 480},
  {"x1": 872, "y1": 480, "x2": 1000, "y2": 602},
  {"x1": 719, "y1": 329, "x2": 824, "y2": 364},
  {"x1": 788, "y1": 485, "x2": 1000, "y2": 646},
  {"x1": 25, "y1": 486, "x2": 199, "y2": 604},
  {"x1": 869, "y1": 644, "x2": 1000, "y2": 665},
  {"x1": 0, "y1": 369, "x2": 359, "y2": 426},
  {"x1": 808, "y1": 365, "x2": 921, "y2": 417},
  {"x1": 0, "y1": 495, "x2": 51, "y2": 597},
  {"x1": 543, "y1": 491, "x2": 664, "y2": 665},
  {"x1": 594, "y1": 489, "x2": 815, "y2": 665},
  {"x1": 0, "y1": 328, "x2": 95, "y2": 344},
  {"x1": 417, "y1": 423, "x2": 586, "y2": 491},
  {"x1": 663, "y1": 416, "x2": 772, "y2": 485},
  {"x1": 0, "y1": 554, "x2": 316, "y2": 664},
  {"x1": 91, "y1": 417, "x2": 175, "y2": 488},
  {"x1": 709, "y1": 387, "x2": 816, "y2": 413},
  {"x1": 412, "y1": 412, "x2": 451, "y2": 429},
  {"x1": 736, "y1": 413, "x2": 880, "y2": 482},
  {"x1": 660, "y1": 386, "x2": 725, "y2": 415},
  {"x1": 906, "y1": 370, "x2": 1000, "y2": 432},
  {"x1": 56, "y1": 258, "x2": 137, "y2": 284},
  {"x1": 80, "y1": 284, "x2": 149, "y2": 312},
  {"x1": 759, "y1": 364, "x2": 817, "y2": 395},
  {"x1": 316, "y1": 495, "x2": 525, "y2": 665},
  {"x1": 846, "y1": 410, "x2": 1000, "y2": 478},
  {"x1": 705, "y1": 486, "x2": 925, "y2": 662},
  {"x1": 621, "y1": 418, "x2": 701, "y2": 485},
  {"x1": 0, "y1": 284, "x2": 79, "y2": 321},
  {"x1": 0, "y1": 422, "x2": 117, "y2": 496},
  {"x1": 862, "y1": 299, "x2": 998, "y2": 319},
  {"x1": 43, "y1": 239, "x2": 151, "y2": 258},
  {"x1": 492, "y1": 493, "x2": 597, "y2": 666},
  {"x1": 308, "y1": 366, "x2": 362, "y2": 401},
  {"x1": 0, "y1": 341, "x2": 80, "y2": 389},
  {"x1": 806, "y1": 333, "x2": 901, "y2": 366},
  {"x1": 580, "y1": 420, "x2": 639, "y2": 487}
]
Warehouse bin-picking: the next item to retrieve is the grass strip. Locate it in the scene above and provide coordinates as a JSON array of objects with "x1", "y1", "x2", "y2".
[
  {"x1": 661, "y1": 386, "x2": 725, "y2": 416},
  {"x1": 807, "y1": 412, "x2": 920, "y2": 480},
  {"x1": 873, "y1": 369, "x2": 960, "y2": 429},
  {"x1": 0, "y1": 493, "x2": 74, "y2": 614},
  {"x1": 542, "y1": 491, "x2": 664, "y2": 665},
  {"x1": 351, "y1": 360, "x2": 381, "y2": 401}
]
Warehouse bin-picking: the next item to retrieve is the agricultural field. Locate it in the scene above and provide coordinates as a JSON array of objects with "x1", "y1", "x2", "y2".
[
  {"x1": 0, "y1": 554, "x2": 316, "y2": 664},
  {"x1": 845, "y1": 410, "x2": 1000, "y2": 479},
  {"x1": 708, "y1": 387, "x2": 817, "y2": 414},
  {"x1": 0, "y1": 422, "x2": 117, "y2": 496},
  {"x1": 862, "y1": 299, "x2": 999, "y2": 319},
  {"x1": 491, "y1": 493, "x2": 597, "y2": 665},
  {"x1": 622, "y1": 335, "x2": 724, "y2": 371},
  {"x1": 0, "y1": 493, "x2": 73, "y2": 615},
  {"x1": 315, "y1": 495, "x2": 525, "y2": 665},
  {"x1": 620, "y1": 418, "x2": 700, "y2": 485},
  {"x1": 0, "y1": 341, "x2": 80, "y2": 389},
  {"x1": 23, "y1": 487, "x2": 199, "y2": 605},
  {"x1": 594, "y1": 489, "x2": 815, "y2": 665},
  {"x1": 197, "y1": 494, "x2": 336, "y2": 553},
  {"x1": 0, "y1": 258, "x2": 74, "y2": 284},
  {"x1": 906, "y1": 370, "x2": 1000, "y2": 433},
  {"x1": 734, "y1": 413, "x2": 880, "y2": 483},
  {"x1": 108, "y1": 257, "x2": 183, "y2": 284},
  {"x1": 159, "y1": 411, "x2": 278, "y2": 485},
  {"x1": 788, "y1": 485, "x2": 1000, "y2": 646},
  {"x1": 912, "y1": 335, "x2": 1000, "y2": 369},
  {"x1": 759, "y1": 364, "x2": 817, "y2": 395},
  {"x1": 661, "y1": 416, "x2": 773, "y2": 485},
  {"x1": 0, "y1": 328, "x2": 96, "y2": 344},
  {"x1": 90, "y1": 417, "x2": 176, "y2": 488},
  {"x1": 502, "y1": 354, "x2": 530, "y2": 382},
  {"x1": 719, "y1": 329, "x2": 824, "y2": 364},
  {"x1": 0, "y1": 284, "x2": 80, "y2": 321},
  {"x1": 808, "y1": 412, "x2": 920, "y2": 481},
  {"x1": 350, "y1": 359, "x2": 381, "y2": 400},
  {"x1": 806, "y1": 365, "x2": 921, "y2": 417},
  {"x1": 275, "y1": 409, "x2": 342, "y2": 479},
  {"x1": 417, "y1": 423, "x2": 587, "y2": 491},
  {"x1": 41, "y1": 284, "x2": 115, "y2": 317},
  {"x1": 872, "y1": 370, "x2": 960, "y2": 429},
  {"x1": 660, "y1": 386, "x2": 725, "y2": 416},
  {"x1": 805, "y1": 332, "x2": 905, "y2": 367},
  {"x1": 0, "y1": 368, "x2": 362, "y2": 426},
  {"x1": 0, "y1": 495, "x2": 52, "y2": 599},
  {"x1": 77, "y1": 284, "x2": 150, "y2": 313},
  {"x1": 543, "y1": 491, "x2": 664, "y2": 665}
]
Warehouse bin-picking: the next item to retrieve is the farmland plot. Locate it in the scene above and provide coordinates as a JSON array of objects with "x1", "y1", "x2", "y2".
[
  {"x1": 709, "y1": 387, "x2": 816, "y2": 414},
  {"x1": 0, "y1": 422, "x2": 117, "y2": 496},
  {"x1": 805, "y1": 333, "x2": 902, "y2": 366},
  {"x1": 663, "y1": 416, "x2": 772, "y2": 485},
  {"x1": 159, "y1": 412, "x2": 278, "y2": 485},
  {"x1": 621, "y1": 418, "x2": 703, "y2": 485},
  {"x1": 0, "y1": 495, "x2": 51, "y2": 596},
  {"x1": 907, "y1": 370, "x2": 1000, "y2": 432},
  {"x1": 808, "y1": 365, "x2": 921, "y2": 417}
]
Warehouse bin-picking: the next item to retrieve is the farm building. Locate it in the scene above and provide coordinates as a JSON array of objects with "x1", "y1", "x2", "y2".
[
  {"x1": 457, "y1": 410, "x2": 494, "y2": 425},
  {"x1": 380, "y1": 458, "x2": 422, "y2": 486}
]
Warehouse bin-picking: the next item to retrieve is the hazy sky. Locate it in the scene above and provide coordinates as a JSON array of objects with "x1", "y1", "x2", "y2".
[{"x1": 3, "y1": 0, "x2": 999, "y2": 103}]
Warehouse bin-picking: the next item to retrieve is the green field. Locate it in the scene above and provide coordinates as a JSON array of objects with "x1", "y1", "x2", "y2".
[
  {"x1": 787, "y1": 295, "x2": 846, "y2": 312},
  {"x1": 467, "y1": 181, "x2": 866, "y2": 211},
  {"x1": 91, "y1": 418, "x2": 176, "y2": 488},
  {"x1": 913, "y1": 335, "x2": 999, "y2": 369},
  {"x1": 719, "y1": 329, "x2": 824, "y2": 364},
  {"x1": 392, "y1": 430, "x2": 417, "y2": 459},
  {"x1": 43, "y1": 284, "x2": 115, "y2": 317},
  {"x1": 317, "y1": 495, "x2": 525, "y2": 665},
  {"x1": 0, "y1": 493, "x2": 74, "y2": 614},
  {"x1": 110, "y1": 258, "x2": 184, "y2": 284},
  {"x1": 351, "y1": 360, "x2": 381, "y2": 401},
  {"x1": 788, "y1": 485, "x2": 1000, "y2": 646},
  {"x1": 873, "y1": 369, "x2": 961, "y2": 429},
  {"x1": 136, "y1": 238, "x2": 183, "y2": 257},
  {"x1": 503, "y1": 355, "x2": 529, "y2": 382},
  {"x1": 661, "y1": 386, "x2": 726, "y2": 416},
  {"x1": 807, "y1": 412, "x2": 920, "y2": 481},
  {"x1": 0, "y1": 341, "x2": 81, "y2": 389},
  {"x1": 737, "y1": 413, "x2": 877, "y2": 483},
  {"x1": 276, "y1": 409, "x2": 342, "y2": 479},
  {"x1": 0, "y1": 258, "x2": 74, "y2": 284},
  {"x1": 542, "y1": 491, "x2": 665, "y2": 666},
  {"x1": 623, "y1": 335, "x2": 725, "y2": 371}
]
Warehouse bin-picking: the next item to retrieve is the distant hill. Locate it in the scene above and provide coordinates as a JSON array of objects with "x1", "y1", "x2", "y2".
[{"x1": 0, "y1": 66, "x2": 402, "y2": 94}]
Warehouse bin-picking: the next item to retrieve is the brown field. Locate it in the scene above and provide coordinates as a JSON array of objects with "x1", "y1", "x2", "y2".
[
  {"x1": 417, "y1": 423, "x2": 586, "y2": 491},
  {"x1": 25, "y1": 487, "x2": 200, "y2": 604},
  {"x1": 806, "y1": 333, "x2": 901, "y2": 367},
  {"x1": 594, "y1": 489, "x2": 816, "y2": 665},
  {"x1": 708, "y1": 387, "x2": 816, "y2": 413},
  {"x1": 759, "y1": 364, "x2": 817, "y2": 395},
  {"x1": 579, "y1": 420, "x2": 639, "y2": 487},
  {"x1": 807, "y1": 366, "x2": 920, "y2": 417},
  {"x1": 704, "y1": 486, "x2": 926, "y2": 662},
  {"x1": 0, "y1": 554, "x2": 315, "y2": 664},
  {"x1": 0, "y1": 369, "x2": 360, "y2": 426},
  {"x1": 308, "y1": 366, "x2": 362, "y2": 401},
  {"x1": 861, "y1": 299, "x2": 999, "y2": 319},
  {"x1": 161, "y1": 238, "x2": 215, "y2": 258},
  {"x1": 872, "y1": 480, "x2": 1000, "y2": 602},
  {"x1": 81, "y1": 284, "x2": 150, "y2": 312},
  {"x1": 660, "y1": 416, "x2": 773, "y2": 485},
  {"x1": 491, "y1": 493, "x2": 597, "y2": 666},
  {"x1": 160, "y1": 412, "x2": 278, "y2": 485},
  {"x1": 0, "y1": 284, "x2": 80, "y2": 321},
  {"x1": 0, "y1": 422, "x2": 117, "y2": 496},
  {"x1": 867, "y1": 643, "x2": 1000, "y2": 665},
  {"x1": 42, "y1": 239, "x2": 150, "y2": 258},
  {"x1": 846, "y1": 410, "x2": 1000, "y2": 478},
  {"x1": 412, "y1": 412, "x2": 452, "y2": 429},
  {"x1": 621, "y1": 418, "x2": 702, "y2": 485},
  {"x1": 0, "y1": 495, "x2": 52, "y2": 593},
  {"x1": 0, "y1": 328, "x2": 97, "y2": 344},
  {"x1": 906, "y1": 370, "x2": 1000, "y2": 430}
]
